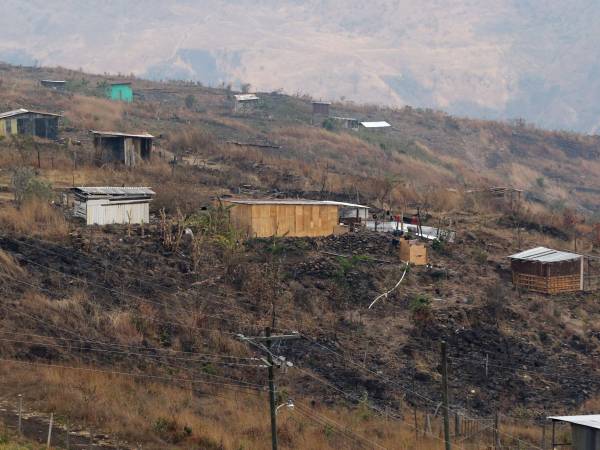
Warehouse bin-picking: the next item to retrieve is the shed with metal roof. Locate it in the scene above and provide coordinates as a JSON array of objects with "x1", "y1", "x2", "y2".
[
  {"x1": 91, "y1": 130, "x2": 154, "y2": 167},
  {"x1": 508, "y1": 246, "x2": 583, "y2": 294},
  {"x1": 233, "y1": 94, "x2": 260, "y2": 113},
  {"x1": 360, "y1": 121, "x2": 391, "y2": 129},
  {"x1": 0, "y1": 109, "x2": 61, "y2": 140},
  {"x1": 71, "y1": 187, "x2": 155, "y2": 225},
  {"x1": 223, "y1": 198, "x2": 369, "y2": 238},
  {"x1": 548, "y1": 415, "x2": 600, "y2": 450}
]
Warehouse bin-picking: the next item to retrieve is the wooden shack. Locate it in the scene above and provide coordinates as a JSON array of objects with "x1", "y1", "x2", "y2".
[
  {"x1": 91, "y1": 131, "x2": 153, "y2": 167},
  {"x1": 224, "y1": 199, "x2": 369, "y2": 238},
  {"x1": 0, "y1": 109, "x2": 61, "y2": 140},
  {"x1": 508, "y1": 247, "x2": 583, "y2": 294},
  {"x1": 71, "y1": 187, "x2": 155, "y2": 225},
  {"x1": 312, "y1": 101, "x2": 331, "y2": 116},
  {"x1": 40, "y1": 80, "x2": 67, "y2": 90},
  {"x1": 399, "y1": 238, "x2": 427, "y2": 265}
]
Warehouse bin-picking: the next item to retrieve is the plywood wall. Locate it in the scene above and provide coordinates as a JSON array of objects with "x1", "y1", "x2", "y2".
[{"x1": 226, "y1": 202, "x2": 339, "y2": 237}]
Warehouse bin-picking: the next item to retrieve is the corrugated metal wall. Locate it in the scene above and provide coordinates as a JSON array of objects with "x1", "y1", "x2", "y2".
[{"x1": 85, "y1": 200, "x2": 149, "y2": 225}]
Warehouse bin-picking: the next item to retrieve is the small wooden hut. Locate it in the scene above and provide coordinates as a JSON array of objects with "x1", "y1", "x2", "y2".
[
  {"x1": 223, "y1": 199, "x2": 369, "y2": 238},
  {"x1": 508, "y1": 247, "x2": 583, "y2": 294},
  {"x1": 399, "y1": 238, "x2": 427, "y2": 266}
]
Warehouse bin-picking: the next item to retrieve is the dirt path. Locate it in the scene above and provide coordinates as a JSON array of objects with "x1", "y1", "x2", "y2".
[{"x1": 0, "y1": 402, "x2": 124, "y2": 449}]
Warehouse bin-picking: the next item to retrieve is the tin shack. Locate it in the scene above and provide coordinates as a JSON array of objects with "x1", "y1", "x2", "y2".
[
  {"x1": 0, "y1": 109, "x2": 61, "y2": 140},
  {"x1": 91, "y1": 131, "x2": 153, "y2": 167},
  {"x1": 508, "y1": 246, "x2": 583, "y2": 294},
  {"x1": 548, "y1": 415, "x2": 600, "y2": 450},
  {"x1": 71, "y1": 187, "x2": 155, "y2": 225}
]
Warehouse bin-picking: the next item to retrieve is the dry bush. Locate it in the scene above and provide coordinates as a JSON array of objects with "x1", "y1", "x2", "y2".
[
  {"x1": 0, "y1": 199, "x2": 69, "y2": 239},
  {"x1": 63, "y1": 95, "x2": 126, "y2": 130}
]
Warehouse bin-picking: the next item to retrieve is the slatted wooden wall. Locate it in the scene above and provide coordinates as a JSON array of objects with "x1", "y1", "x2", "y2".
[{"x1": 226, "y1": 202, "x2": 339, "y2": 237}]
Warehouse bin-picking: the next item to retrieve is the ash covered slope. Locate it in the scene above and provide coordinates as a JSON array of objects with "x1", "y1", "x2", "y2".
[{"x1": 3, "y1": 0, "x2": 600, "y2": 131}]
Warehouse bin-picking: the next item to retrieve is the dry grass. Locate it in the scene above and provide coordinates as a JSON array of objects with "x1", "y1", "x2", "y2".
[
  {"x1": 0, "y1": 249, "x2": 25, "y2": 278},
  {"x1": 0, "y1": 361, "x2": 540, "y2": 450},
  {"x1": 0, "y1": 199, "x2": 69, "y2": 239},
  {"x1": 63, "y1": 95, "x2": 127, "y2": 131}
]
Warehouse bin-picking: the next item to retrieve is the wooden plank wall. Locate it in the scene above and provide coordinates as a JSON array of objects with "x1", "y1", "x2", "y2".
[{"x1": 227, "y1": 203, "x2": 339, "y2": 237}]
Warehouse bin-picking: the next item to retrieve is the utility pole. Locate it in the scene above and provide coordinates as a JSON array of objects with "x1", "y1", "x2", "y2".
[
  {"x1": 441, "y1": 341, "x2": 451, "y2": 450},
  {"x1": 238, "y1": 328, "x2": 301, "y2": 450},
  {"x1": 266, "y1": 327, "x2": 278, "y2": 450}
]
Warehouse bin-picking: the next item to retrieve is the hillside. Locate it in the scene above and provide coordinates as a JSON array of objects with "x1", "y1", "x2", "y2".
[
  {"x1": 3, "y1": 1, "x2": 600, "y2": 132},
  {"x1": 0, "y1": 64, "x2": 599, "y2": 448}
]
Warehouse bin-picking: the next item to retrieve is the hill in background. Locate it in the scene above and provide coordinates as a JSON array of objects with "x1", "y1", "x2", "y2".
[{"x1": 2, "y1": 0, "x2": 600, "y2": 132}]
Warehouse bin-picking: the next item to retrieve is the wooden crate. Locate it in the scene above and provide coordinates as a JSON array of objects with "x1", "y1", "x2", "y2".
[{"x1": 399, "y1": 239, "x2": 427, "y2": 265}]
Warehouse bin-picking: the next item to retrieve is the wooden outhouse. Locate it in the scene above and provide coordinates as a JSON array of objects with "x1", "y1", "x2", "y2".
[
  {"x1": 91, "y1": 131, "x2": 153, "y2": 167},
  {"x1": 0, "y1": 109, "x2": 61, "y2": 140},
  {"x1": 71, "y1": 187, "x2": 155, "y2": 225},
  {"x1": 508, "y1": 247, "x2": 583, "y2": 294},
  {"x1": 223, "y1": 199, "x2": 369, "y2": 238},
  {"x1": 399, "y1": 238, "x2": 427, "y2": 265}
]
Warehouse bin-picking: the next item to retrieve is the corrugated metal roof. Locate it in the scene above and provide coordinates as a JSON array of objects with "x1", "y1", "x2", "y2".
[
  {"x1": 508, "y1": 246, "x2": 581, "y2": 263},
  {"x1": 549, "y1": 415, "x2": 600, "y2": 429},
  {"x1": 312, "y1": 101, "x2": 331, "y2": 105},
  {"x1": 225, "y1": 199, "x2": 369, "y2": 208},
  {"x1": 41, "y1": 80, "x2": 66, "y2": 83},
  {"x1": 90, "y1": 130, "x2": 154, "y2": 139},
  {"x1": 0, "y1": 108, "x2": 62, "y2": 119},
  {"x1": 72, "y1": 187, "x2": 155, "y2": 196},
  {"x1": 360, "y1": 121, "x2": 391, "y2": 128},
  {"x1": 110, "y1": 81, "x2": 132, "y2": 85},
  {"x1": 234, "y1": 94, "x2": 259, "y2": 101}
]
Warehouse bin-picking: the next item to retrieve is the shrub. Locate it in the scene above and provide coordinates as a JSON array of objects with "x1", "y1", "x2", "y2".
[{"x1": 409, "y1": 294, "x2": 433, "y2": 325}]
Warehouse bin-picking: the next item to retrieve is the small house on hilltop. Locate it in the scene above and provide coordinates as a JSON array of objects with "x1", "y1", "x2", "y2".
[
  {"x1": 233, "y1": 94, "x2": 259, "y2": 113},
  {"x1": 330, "y1": 117, "x2": 359, "y2": 130},
  {"x1": 91, "y1": 130, "x2": 153, "y2": 167},
  {"x1": 40, "y1": 80, "x2": 67, "y2": 91},
  {"x1": 0, "y1": 109, "x2": 61, "y2": 140},
  {"x1": 107, "y1": 82, "x2": 133, "y2": 102},
  {"x1": 548, "y1": 415, "x2": 600, "y2": 450},
  {"x1": 312, "y1": 101, "x2": 331, "y2": 116},
  {"x1": 71, "y1": 187, "x2": 155, "y2": 225},
  {"x1": 508, "y1": 246, "x2": 583, "y2": 294},
  {"x1": 223, "y1": 199, "x2": 369, "y2": 238}
]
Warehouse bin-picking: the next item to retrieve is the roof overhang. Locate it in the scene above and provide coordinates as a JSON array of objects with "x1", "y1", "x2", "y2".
[
  {"x1": 548, "y1": 415, "x2": 600, "y2": 429},
  {"x1": 90, "y1": 130, "x2": 154, "y2": 139}
]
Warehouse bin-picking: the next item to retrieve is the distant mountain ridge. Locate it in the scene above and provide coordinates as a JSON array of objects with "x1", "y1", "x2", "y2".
[{"x1": 2, "y1": 0, "x2": 600, "y2": 132}]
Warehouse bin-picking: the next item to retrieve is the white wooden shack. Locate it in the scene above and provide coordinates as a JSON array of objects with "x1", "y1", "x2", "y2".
[{"x1": 71, "y1": 187, "x2": 155, "y2": 225}]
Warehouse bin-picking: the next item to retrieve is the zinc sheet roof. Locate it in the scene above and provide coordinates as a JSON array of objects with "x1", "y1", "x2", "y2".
[
  {"x1": 549, "y1": 415, "x2": 600, "y2": 429},
  {"x1": 225, "y1": 199, "x2": 369, "y2": 208},
  {"x1": 234, "y1": 94, "x2": 259, "y2": 101},
  {"x1": 360, "y1": 121, "x2": 391, "y2": 128},
  {"x1": 0, "y1": 108, "x2": 61, "y2": 119},
  {"x1": 90, "y1": 130, "x2": 154, "y2": 139},
  {"x1": 508, "y1": 246, "x2": 581, "y2": 263},
  {"x1": 72, "y1": 187, "x2": 155, "y2": 196}
]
